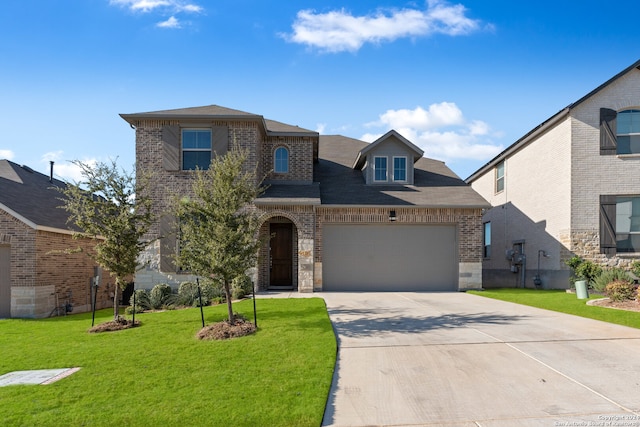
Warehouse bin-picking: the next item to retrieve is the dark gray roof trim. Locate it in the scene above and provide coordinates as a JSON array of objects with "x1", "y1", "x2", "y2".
[
  {"x1": 120, "y1": 104, "x2": 318, "y2": 137},
  {"x1": 465, "y1": 59, "x2": 640, "y2": 183}
]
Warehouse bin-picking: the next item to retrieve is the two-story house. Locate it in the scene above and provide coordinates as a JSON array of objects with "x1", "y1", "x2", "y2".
[
  {"x1": 466, "y1": 59, "x2": 640, "y2": 289},
  {"x1": 120, "y1": 105, "x2": 489, "y2": 292}
]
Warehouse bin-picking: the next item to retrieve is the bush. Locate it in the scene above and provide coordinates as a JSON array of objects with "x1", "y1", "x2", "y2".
[
  {"x1": 592, "y1": 268, "x2": 633, "y2": 292},
  {"x1": 565, "y1": 256, "x2": 602, "y2": 286},
  {"x1": 177, "y1": 281, "x2": 223, "y2": 307},
  {"x1": 128, "y1": 289, "x2": 150, "y2": 314},
  {"x1": 149, "y1": 284, "x2": 176, "y2": 309},
  {"x1": 232, "y1": 275, "x2": 253, "y2": 300},
  {"x1": 631, "y1": 260, "x2": 640, "y2": 278},
  {"x1": 604, "y1": 280, "x2": 637, "y2": 302}
]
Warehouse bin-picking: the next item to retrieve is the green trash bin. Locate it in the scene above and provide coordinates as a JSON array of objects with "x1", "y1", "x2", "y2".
[{"x1": 575, "y1": 280, "x2": 589, "y2": 299}]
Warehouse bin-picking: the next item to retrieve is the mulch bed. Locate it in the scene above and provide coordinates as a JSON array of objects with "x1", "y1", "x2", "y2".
[
  {"x1": 196, "y1": 318, "x2": 256, "y2": 340},
  {"x1": 588, "y1": 298, "x2": 640, "y2": 312},
  {"x1": 88, "y1": 316, "x2": 141, "y2": 333}
]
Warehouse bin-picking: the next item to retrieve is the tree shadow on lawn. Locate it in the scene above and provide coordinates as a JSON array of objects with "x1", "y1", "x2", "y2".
[{"x1": 327, "y1": 307, "x2": 530, "y2": 338}]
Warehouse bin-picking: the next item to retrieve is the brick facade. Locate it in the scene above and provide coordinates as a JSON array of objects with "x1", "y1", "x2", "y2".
[
  {"x1": 1, "y1": 210, "x2": 111, "y2": 318},
  {"x1": 128, "y1": 107, "x2": 484, "y2": 293}
]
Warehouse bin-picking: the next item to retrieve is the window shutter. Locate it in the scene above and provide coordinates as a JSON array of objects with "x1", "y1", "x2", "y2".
[
  {"x1": 600, "y1": 108, "x2": 617, "y2": 155},
  {"x1": 599, "y1": 195, "x2": 617, "y2": 255},
  {"x1": 162, "y1": 125, "x2": 180, "y2": 170},
  {"x1": 212, "y1": 126, "x2": 229, "y2": 158},
  {"x1": 159, "y1": 215, "x2": 177, "y2": 273}
]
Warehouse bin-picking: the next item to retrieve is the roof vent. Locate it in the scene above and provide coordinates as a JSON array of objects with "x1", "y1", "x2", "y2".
[{"x1": 21, "y1": 165, "x2": 34, "y2": 173}]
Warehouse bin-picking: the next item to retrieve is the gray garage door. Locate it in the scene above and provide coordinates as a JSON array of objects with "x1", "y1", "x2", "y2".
[{"x1": 322, "y1": 224, "x2": 457, "y2": 291}]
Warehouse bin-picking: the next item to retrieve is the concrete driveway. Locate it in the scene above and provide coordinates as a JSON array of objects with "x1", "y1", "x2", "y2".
[{"x1": 320, "y1": 292, "x2": 640, "y2": 427}]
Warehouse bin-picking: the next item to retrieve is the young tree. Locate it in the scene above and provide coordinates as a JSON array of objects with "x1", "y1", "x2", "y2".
[
  {"x1": 58, "y1": 160, "x2": 154, "y2": 320},
  {"x1": 175, "y1": 149, "x2": 264, "y2": 325}
]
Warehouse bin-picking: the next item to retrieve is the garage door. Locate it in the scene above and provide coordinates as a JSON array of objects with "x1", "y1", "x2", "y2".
[{"x1": 322, "y1": 224, "x2": 457, "y2": 291}]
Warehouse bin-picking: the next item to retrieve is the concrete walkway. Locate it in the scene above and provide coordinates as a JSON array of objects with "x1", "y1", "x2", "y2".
[{"x1": 320, "y1": 292, "x2": 640, "y2": 427}]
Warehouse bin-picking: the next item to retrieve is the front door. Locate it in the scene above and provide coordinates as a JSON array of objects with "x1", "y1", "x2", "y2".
[
  {"x1": 270, "y1": 223, "x2": 293, "y2": 288},
  {"x1": 0, "y1": 245, "x2": 10, "y2": 318}
]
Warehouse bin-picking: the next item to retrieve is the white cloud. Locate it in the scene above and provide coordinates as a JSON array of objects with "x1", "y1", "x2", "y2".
[
  {"x1": 315, "y1": 123, "x2": 327, "y2": 134},
  {"x1": 283, "y1": 0, "x2": 486, "y2": 53},
  {"x1": 362, "y1": 104, "x2": 503, "y2": 162},
  {"x1": 41, "y1": 152, "x2": 97, "y2": 183},
  {"x1": 0, "y1": 149, "x2": 15, "y2": 160},
  {"x1": 157, "y1": 16, "x2": 181, "y2": 28},
  {"x1": 109, "y1": 0, "x2": 202, "y2": 27},
  {"x1": 110, "y1": 0, "x2": 202, "y2": 13}
]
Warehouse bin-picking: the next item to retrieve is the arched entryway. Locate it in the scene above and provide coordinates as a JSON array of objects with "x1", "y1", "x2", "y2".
[{"x1": 258, "y1": 216, "x2": 299, "y2": 291}]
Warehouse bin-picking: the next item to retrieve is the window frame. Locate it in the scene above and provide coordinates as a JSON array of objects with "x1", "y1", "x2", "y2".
[
  {"x1": 600, "y1": 194, "x2": 640, "y2": 254},
  {"x1": 392, "y1": 156, "x2": 408, "y2": 182},
  {"x1": 495, "y1": 161, "x2": 505, "y2": 193},
  {"x1": 274, "y1": 146, "x2": 289, "y2": 174},
  {"x1": 373, "y1": 156, "x2": 388, "y2": 182},
  {"x1": 616, "y1": 109, "x2": 640, "y2": 155},
  {"x1": 181, "y1": 128, "x2": 212, "y2": 171},
  {"x1": 483, "y1": 222, "x2": 491, "y2": 258}
]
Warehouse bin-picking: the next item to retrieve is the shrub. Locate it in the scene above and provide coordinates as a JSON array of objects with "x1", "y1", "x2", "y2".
[
  {"x1": 128, "y1": 289, "x2": 150, "y2": 314},
  {"x1": 565, "y1": 256, "x2": 602, "y2": 286},
  {"x1": 592, "y1": 268, "x2": 633, "y2": 292},
  {"x1": 604, "y1": 280, "x2": 637, "y2": 302},
  {"x1": 631, "y1": 260, "x2": 640, "y2": 278},
  {"x1": 232, "y1": 275, "x2": 253, "y2": 300},
  {"x1": 177, "y1": 281, "x2": 223, "y2": 307},
  {"x1": 149, "y1": 284, "x2": 176, "y2": 309}
]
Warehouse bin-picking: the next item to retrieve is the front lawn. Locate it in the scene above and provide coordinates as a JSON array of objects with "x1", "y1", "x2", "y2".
[
  {"x1": 468, "y1": 288, "x2": 640, "y2": 329},
  {"x1": 0, "y1": 298, "x2": 336, "y2": 427}
]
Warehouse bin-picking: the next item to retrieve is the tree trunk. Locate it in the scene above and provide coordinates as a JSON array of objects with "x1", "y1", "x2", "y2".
[
  {"x1": 224, "y1": 279, "x2": 234, "y2": 325},
  {"x1": 113, "y1": 277, "x2": 121, "y2": 320}
]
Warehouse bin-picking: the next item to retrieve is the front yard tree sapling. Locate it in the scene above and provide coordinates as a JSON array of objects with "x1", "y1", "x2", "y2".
[
  {"x1": 175, "y1": 148, "x2": 264, "y2": 325},
  {"x1": 58, "y1": 159, "x2": 154, "y2": 320}
]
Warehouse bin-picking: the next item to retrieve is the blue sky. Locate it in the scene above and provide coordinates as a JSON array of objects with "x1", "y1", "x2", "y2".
[{"x1": 1, "y1": 0, "x2": 638, "y2": 181}]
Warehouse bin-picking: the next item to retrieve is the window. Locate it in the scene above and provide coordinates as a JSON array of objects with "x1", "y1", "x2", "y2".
[
  {"x1": 274, "y1": 147, "x2": 289, "y2": 173},
  {"x1": 495, "y1": 161, "x2": 505, "y2": 193},
  {"x1": 182, "y1": 129, "x2": 212, "y2": 170},
  {"x1": 483, "y1": 222, "x2": 491, "y2": 258},
  {"x1": 393, "y1": 157, "x2": 407, "y2": 182},
  {"x1": 600, "y1": 195, "x2": 640, "y2": 254},
  {"x1": 616, "y1": 109, "x2": 640, "y2": 154},
  {"x1": 374, "y1": 157, "x2": 387, "y2": 182}
]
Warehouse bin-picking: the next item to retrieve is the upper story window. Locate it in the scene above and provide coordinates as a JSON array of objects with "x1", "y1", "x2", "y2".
[
  {"x1": 393, "y1": 157, "x2": 407, "y2": 182},
  {"x1": 616, "y1": 109, "x2": 640, "y2": 154},
  {"x1": 374, "y1": 156, "x2": 387, "y2": 182},
  {"x1": 274, "y1": 147, "x2": 289, "y2": 173},
  {"x1": 182, "y1": 129, "x2": 212, "y2": 170},
  {"x1": 495, "y1": 161, "x2": 505, "y2": 193}
]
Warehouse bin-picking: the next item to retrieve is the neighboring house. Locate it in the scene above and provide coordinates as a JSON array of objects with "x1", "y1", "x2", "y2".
[
  {"x1": 466, "y1": 59, "x2": 640, "y2": 289},
  {"x1": 0, "y1": 160, "x2": 112, "y2": 318},
  {"x1": 121, "y1": 105, "x2": 489, "y2": 292}
]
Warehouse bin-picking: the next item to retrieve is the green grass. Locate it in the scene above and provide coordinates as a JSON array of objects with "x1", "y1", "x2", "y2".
[
  {"x1": 0, "y1": 298, "x2": 336, "y2": 427},
  {"x1": 468, "y1": 288, "x2": 640, "y2": 329}
]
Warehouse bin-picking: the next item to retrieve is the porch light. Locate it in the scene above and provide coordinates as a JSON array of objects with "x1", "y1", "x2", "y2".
[{"x1": 389, "y1": 210, "x2": 397, "y2": 222}]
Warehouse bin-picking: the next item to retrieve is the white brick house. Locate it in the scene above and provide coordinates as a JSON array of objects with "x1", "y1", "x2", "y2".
[{"x1": 466, "y1": 60, "x2": 640, "y2": 289}]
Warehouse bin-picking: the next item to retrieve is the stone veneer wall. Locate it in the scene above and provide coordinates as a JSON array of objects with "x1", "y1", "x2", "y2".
[
  {"x1": 314, "y1": 206, "x2": 484, "y2": 290},
  {"x1": 255, "y1": 205, "x2": 316, "y2": 292}
]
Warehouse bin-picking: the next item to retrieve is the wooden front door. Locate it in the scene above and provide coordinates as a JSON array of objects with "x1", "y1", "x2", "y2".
[{"x1": 270, "y1": 223, "x2": 293, "y2": 287}]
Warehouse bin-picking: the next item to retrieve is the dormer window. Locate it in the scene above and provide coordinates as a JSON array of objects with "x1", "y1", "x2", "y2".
[
  {"x1": 274, "y1": 147, "x2": 289, "y2": 173},
  {"x1": 373, "y1": 157, "x2": 387, "y2": 182},
  {"x1": 393, "y1": 157, "x2": 407, "y2": 182}
]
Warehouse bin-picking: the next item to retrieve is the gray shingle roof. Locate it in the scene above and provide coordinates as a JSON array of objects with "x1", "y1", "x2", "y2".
[
  {"x1": 316, "y1": 135, "x2": 490, "y2": 207},
  {"x1": 0, "y1": 160, "x2": 76, "y2": 231}
]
